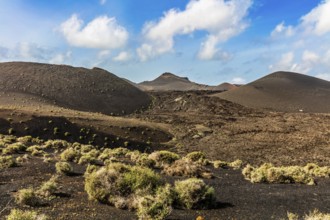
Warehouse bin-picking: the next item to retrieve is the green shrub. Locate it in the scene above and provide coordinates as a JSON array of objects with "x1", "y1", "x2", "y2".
[
  {"x1": 136, "y1": 153, "x2": 155, "y2": 168},
  {"x1": 213, "y1": 159, "x2": 243, "y2": 170},
  {"x1": 6, "y1": 209, "x2": 48, "y2": 220},
  {"x1": 304, "y1": 163, "x2": 330, "y2": 177},
  {"x1": 0, "y1": 156, "x2": 17, "y2": 169},
  {"x1": 163, "y1": 159, "x2": 213, "y2": 179},
  {"x1": 136, "y1": 184, "x2": 174, "y2": 220},
  {"x1": 15, "y1": 188, "x2": 40, "y2": 207},
  {"x1": 44, "y1": 140, "x2": 70, "y2": 149},
  {"x1": 229, "y1": 159, "x2": 243, "y2": 170},
  {"x1": 55, "y1": 162, "x2": 73, "y2": 175},
  {"x1": 287, "y1": 209, "x2": 330, "y2": 220},
  {"x1": 85, "y1": 163, "x2": 162, "y2": 206},
  {"x1": 148, "y1": 151, "x2": 180, "y2": 167},
  {"x1": 16, "y1": 136, "x2": 33, "y2": 144},
  {"x1": 119, "y1": 166, "x2": 162, "y2": 195},
  {"x1": 2, "y1": 142, "x2": 26, "y2": 154},
  {"x1": 184, "y1": 151, "x2": 209, "y2": 165},
  {"x1": 78, "y1": 153, "x2": 99, "y2": 165},
  {"x1": 213, "y1": 160, "x2": 229, "y2": 169},
  {"x1": 242, "y1": 163, "x2": 315, "y2": 185},
  {"x1": 37, "y1": 175, "x2": 58, "y2": 198},
  {"x1": 60, "y1": 148, "x2": 80, "y2": 162},
  {"x1": 174, "y1": 178, "x2": 216, "y2": 209}
]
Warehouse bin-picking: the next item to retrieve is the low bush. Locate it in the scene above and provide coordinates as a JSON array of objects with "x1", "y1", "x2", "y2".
[
  {"x1": 148, "y1": 151, "x2": 180, "y2": 167},
  {"x1": 37, "y1": 175, "x2": 58, "y2": 198},
  {"x1": 174, "y1": 178, "x2": 216, "y2": 209},
  {"x1": 60, "y1": 148, "x2": 80, "y2": 162},
  {"x1": 184, "y1": 151, "x2": 209, "y2": 165},
  {"x1": 163, "y1": 159, "x2": 213, "y2": 179},
  {"x1": 136, "y1": 184, "x2": 174, "y2": 220},
  {"x1": 213, "y1": 159, "x2": 243, "y2": 170},
  {"x1": 15, "y1": 188, "x2": 40, "y2": 207},
  {"x1": 55, "y1": 162, "x2": 73, "y2": 175},
  {"x1": 136, "y1": 153, "x2": 155, "y2": 168},
  {"x1": 44, "y1": 140, "x2": 71, "y2": 149},
  {"x1": 242, "y1": 163, "x2": 315, "y2": 185},
  {"x1": 287, "y1": 209, "x2": 330, "y2": 220},
  {"x1": 2, "y1": 142, "x2": 26, "y2": 154},
  {"x1": 0, "y1": 156, "x2": 17, "y2": 169},
  {"x1": 304, "y1": 163, "x2": 330, "y2": 178},
  {"x1": 85, "y1": 163, "x2": 162, "y2": 206},
  {"x1": 6, "y1": 209, "x2": 48, "y2": 220}
]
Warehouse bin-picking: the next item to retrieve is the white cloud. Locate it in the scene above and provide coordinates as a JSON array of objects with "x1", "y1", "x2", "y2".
[
  {"x1": 267, "y1": 1, "x2": 330, "y2": 77},
  {"x1": 113, "y1": 51, "x2": 131, "y2": 62},
  {"x1": 271, "y1": 22, "x2": 294, "y2": 38},
  {"x1": 302, "y1": 50, "x2": 319, "y2": 63},
  {"x1": 231, "y1": 77, "x2": 246, "y2": 84},
  {"x1": 100, "y1": 0, "x2": 106, "y2": 5},
  {"x1": 271, "y1": 0, "x2": 330, "y2": 38},
  {"x1": 59, "y1": 14, "x2": 129, "y2": 49},
  {"x1": 269, "y1": 50, "x2": 323, "y2": 74},
  {"x1": 300, "y1": 0, "x2": 330, "y2": 35},
  {"x1": 137, "y1": 0, "x2": 252, "y2": 61}
]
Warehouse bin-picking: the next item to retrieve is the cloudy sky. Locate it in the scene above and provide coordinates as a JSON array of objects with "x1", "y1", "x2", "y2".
[{"x1": 0, "y1": 0, "x2": 329, "y2": 84}]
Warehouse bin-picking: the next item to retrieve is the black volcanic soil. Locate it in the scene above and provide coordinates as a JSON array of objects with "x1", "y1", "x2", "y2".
[
  {"x1": 1, "y1": 155, "x2": 329, "y2": 220},
  {"x1": 0, "y1": 62, "x2": 151, "y2": 115},
  {"x1": 216, "y1": 71, "x2": 330, "y2": 113},
  {"x1": 0, "y1": 90, "x2": 330, "y2": 219},
  {"x1": 133, "y1": 91, "x2": 330, "y2": 166}
]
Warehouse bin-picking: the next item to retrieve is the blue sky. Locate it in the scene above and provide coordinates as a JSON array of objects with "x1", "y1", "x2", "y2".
[{"x1": 0, "y1": 0, "x2": 329, "y2": 84}]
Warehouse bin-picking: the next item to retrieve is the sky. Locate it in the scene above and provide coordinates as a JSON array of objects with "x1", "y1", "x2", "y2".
[{"x1": 0, "y1": 0, "x2": 330, "y2": 85}]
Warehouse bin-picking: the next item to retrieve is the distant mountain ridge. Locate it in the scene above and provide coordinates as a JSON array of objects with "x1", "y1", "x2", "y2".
[
  {"x1": 138, "y1": 72, "x2": 237, "y2": 91},
  {"x1": 0, "y1": 62, "x2": 151, "y2": 115},
  {"x1": 216, "y1": 71, "x2": 330, "y2": 113}
]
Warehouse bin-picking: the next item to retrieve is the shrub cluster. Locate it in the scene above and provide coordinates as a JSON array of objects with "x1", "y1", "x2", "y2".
[
  {"x1": 242, "y1": 163, "x2": 316, "y2": 185},
  {"x1": 287, "y1": 209, "x2": 330, "y2": 220},
  {"x1": 6, "y1": 209, "x2": 48, "y2": 220},
  {"x1": 85, "y1": 163, "x2": 216, "y2": 219}
]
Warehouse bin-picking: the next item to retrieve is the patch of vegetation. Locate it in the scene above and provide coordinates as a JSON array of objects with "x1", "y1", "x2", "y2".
[
  {"x1": 2, "y1": 142, "x2": 26, "y2": 154},
  {"x1": 60, "y1": 147, "x2": 80, "y2": 162},
  {"x1": 242, "y1": 163, "x2": 315, "y2": 185},
  {"x1": 148, "y1": 151, "x2": 180, "y2": 167},
  {"x1": 213, "y1": 159, "x2": 243, "y2": 170},
  {"x1": 15, "y1": 188, "x2": 40, "y2": 207},
  {"x1": 174, "y1": 178, "x2": 216, "y2": 210},
  {"x1": 0, "y1": 155, "x2": 17, "y2": 169},
  {"x1": 44, "y1": 139, "x2": 70, "y2": 149},
  {"x1": 55, "y1": 162, "x2": 73, "y2": 175},
  {"x1": 184, "y1": 151, "x2": 209, "y2": 165},
  {"x1": 37, "y1": 175, "x2": 58, "y2": 198},
  {"x1": 163, "y1": 158, "x2": 213, "y2": 179},
  {"x1": 136, "y1": 184, "x2": 174, "y2": 220},
  {"x1": 6, "y1": 209, "x2": 48, "y2": 220},
  {"x1": 85, "y1": 163, "x2": 162, "y2": 206},
  {"x1": 287, "y1": 209, "x2": 330, "y2": 220}
]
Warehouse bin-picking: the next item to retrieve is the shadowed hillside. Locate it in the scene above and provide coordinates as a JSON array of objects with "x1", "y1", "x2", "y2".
[
  {"x1": 138, "y1": 72, "x2": 236, "y2": 91},
  {"x1": 0, "y1": 62, "x2": 151, "y2": 115},
  {"x1": 216, "y1": 71, "x2": 330, "y2": 113}
]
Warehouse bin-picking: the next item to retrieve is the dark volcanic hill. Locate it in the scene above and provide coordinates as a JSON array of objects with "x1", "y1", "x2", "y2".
[
  {"x1": 0, "y1": 62, "x2": 151, "y2": 115},
  {"x1": 216, "y1": 71, "x2": 330, "y2": 113},
  {"x1": 138, "y1": 72, "x2": 236, "y2": 91}
]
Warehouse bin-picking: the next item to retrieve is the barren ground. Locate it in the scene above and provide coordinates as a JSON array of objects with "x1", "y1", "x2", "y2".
[{"x1": 0, "y1": 90, "x2": 330, "y2": 219}]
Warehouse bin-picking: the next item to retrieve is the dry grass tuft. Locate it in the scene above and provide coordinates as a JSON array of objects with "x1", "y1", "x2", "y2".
[{"x1": 163, "y1": 158, "x2": 213, "y2": 179}]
